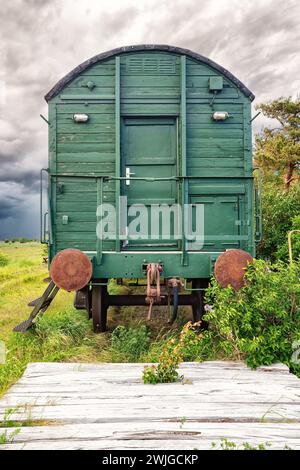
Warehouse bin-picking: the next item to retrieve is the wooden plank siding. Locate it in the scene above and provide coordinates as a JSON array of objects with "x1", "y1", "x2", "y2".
[{"x1": 49, "y1": 51, "x2": 252, "y2": 255}]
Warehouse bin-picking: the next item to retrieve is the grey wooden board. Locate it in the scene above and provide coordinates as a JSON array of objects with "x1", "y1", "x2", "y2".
[{"x1": 0, "y1": 361, "x2": 300, "y2": 450}]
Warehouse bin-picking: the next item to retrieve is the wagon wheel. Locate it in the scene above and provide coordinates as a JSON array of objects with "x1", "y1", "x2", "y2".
[
  {"x1": 192, "y1": 279, "x2": 209, "y2": 328},
  {"x1": 91, "y1": 281, "x2": 108, "y2": 333}
]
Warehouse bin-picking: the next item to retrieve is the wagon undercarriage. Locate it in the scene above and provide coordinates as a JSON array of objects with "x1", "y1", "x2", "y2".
[{"x1": 74, "y1": 274, "x2": 208, "y2": 333}]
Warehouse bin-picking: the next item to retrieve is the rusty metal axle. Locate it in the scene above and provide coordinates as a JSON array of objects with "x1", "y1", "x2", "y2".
[{"x1": 106, "y1": 294, "x2": 198, "y2": 307}]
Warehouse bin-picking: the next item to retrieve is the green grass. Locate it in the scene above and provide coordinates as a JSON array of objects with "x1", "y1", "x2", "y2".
[{"x1": 0, "y1": 242, "x2": 190, "y2": 396}]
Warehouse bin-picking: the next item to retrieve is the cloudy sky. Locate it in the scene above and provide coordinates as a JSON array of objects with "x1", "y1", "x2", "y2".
[{"x1": 0, "y1": 0, "x2": 299, "y2": 239}]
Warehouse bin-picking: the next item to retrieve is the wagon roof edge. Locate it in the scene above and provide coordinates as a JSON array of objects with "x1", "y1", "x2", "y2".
[{"x1": 44, "y1": 44, "x2": 255, "y2": 102}]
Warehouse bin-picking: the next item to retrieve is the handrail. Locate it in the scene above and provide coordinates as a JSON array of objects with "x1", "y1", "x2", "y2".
[
  {"x1": 48, "y1": 173, "x2": 254, "y2": 180},
  {"x1": 40, "y1": 168, "x2": 53, "y2": 245},
  {"x1": 253, "y1": 168, "x2": 263, "y2": 243},
  {"x1": 47, "y1": 172, "x2": 255, "y2": 260},
  {"x1": 96, "y1": 177, "x2": 104, "y2": 265},
  {"x1": 40, "y1": 169, "x2": 48, "y2": 244}
]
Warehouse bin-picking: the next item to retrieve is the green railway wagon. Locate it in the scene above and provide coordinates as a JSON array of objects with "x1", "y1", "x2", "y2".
[{"x1": 15, "y1": 45, "x2": 261, "y2": 334}]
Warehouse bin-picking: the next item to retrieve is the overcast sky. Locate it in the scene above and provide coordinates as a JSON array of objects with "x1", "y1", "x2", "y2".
[{"x1": 0, "y1": 0, "x2": 299, "y2": 239}]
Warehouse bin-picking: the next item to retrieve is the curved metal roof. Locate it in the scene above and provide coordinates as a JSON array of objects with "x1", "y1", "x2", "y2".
[{"x1": 45, "y1": 44, "x2": 255, "y2": 102}]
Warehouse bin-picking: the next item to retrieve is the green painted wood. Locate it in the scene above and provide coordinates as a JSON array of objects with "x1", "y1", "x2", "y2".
[
  {"x1": 57, "y1": 143, "x2": 115, "y2": 153},
  {"x1": 56, "y1": 180, "x2": 115, "y2": 192},
  {"x1": 57, "y1": 242, "x2": 115, "y2": 251},
  {"x1": 189, "y1": 194, "x2": 241, "y2": 250},
  {"x1": 56, "y1": 163, "x2": 115, "y2": 173},
  {"x1": 188, "y1": 158, "x2": 244, "y2": 168},
  {"x1": 80, "y1": 61, "x2": 115, "y2": 76},
  {"x1": 56, "y1": 192, "x2": 114, "y2": 203},
  {"x1": 121, "y1": 103, "x2": 180, "y2": 115},
  {"x1": 57, "y1": 133, "x2": 115, "y2": 143},
  {"x1": 66, "y1": 76, "x2": 115, "y2": 88},
  {"x1": 60, "y1": 87, "x2": 115, "y2": 96},
  {"x1": 47, "y1": 48, "x2": 255, "y2": 275},
  {"x1": 49, "y1": 102, "x2": 57, "y2": 261},
  {"x1": 180, "y1": 55, "x2": 188, "y2": 265},
  {"x1": 121, "y1": 75, "x2": 180, "y2": 87},
  {"x1": 115, "y1": 56, "x2": 121, "y2": 252},
  {"x1": 57, "y1": 123, "x2": 115, "y2": 134},
  {"x1": 57, "y1": 104, "x2": 115, "y2": 114},
  {"x1": 187, "y1": 128, "x2": 244, "y2": 138},
  {"x1": 121, "y1": 116, "x2": 178, "y2": 249},
  {"x1": 57, "y1": 153, "x2": 115, "y2": 163}
]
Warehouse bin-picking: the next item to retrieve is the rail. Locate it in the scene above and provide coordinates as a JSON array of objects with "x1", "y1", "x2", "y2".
[
  {"x1": 40, "y1": 168, "x2": 53, "y2": 245},
  {"x1": 253, "y1": 168, "x2": 263, "y2": 243}
]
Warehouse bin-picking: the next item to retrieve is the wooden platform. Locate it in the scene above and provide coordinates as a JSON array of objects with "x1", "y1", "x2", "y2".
[{"x1": 1, "y1": 361, "x2": 300, "y2": 450}]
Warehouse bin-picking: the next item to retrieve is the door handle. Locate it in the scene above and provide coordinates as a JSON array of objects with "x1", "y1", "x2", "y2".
[{"x1": 125, "y1": 167, "x2": 135, "y2": 186}]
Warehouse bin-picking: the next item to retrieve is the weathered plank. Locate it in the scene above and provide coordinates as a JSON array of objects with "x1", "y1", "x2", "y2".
[{"x1": 0, "y1": 361, "x2": 299, "y2": 450}]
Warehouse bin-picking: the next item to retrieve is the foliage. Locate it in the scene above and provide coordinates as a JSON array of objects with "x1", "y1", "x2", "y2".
[
  {"x1": 0, "y1": 408, "x2": 21, "y2": 445},
  {"x1": 276, "y1": 215, "x2": 300, "y2": 262},
  {"x1": 143, "y1": 337, "x2": 182, "y2": 384},
  {"x1": 0, "y1": 243, "x2": 192, "y2": 395},
  {"x1": 211, "y1": 438, "x2": 274, "y2": 450},
  {"x1": 0, "y1": 308, "x2": 96, "y2": 395},
  {"x1": 256, "y1": 182, "x2": 300, "y2": 261},
  {"x1": 255, "y1": 97, "x2": 300, "y2": 191},
  {"x1": 143, "y1": 322, "x2": 202, "y2": 384},
  {"x1": 6, "y1": 238, "x2": 34, "y2": 244},
  {"x1": 110, "y1": 325, "x2": 151, "y2": 361},
  {"x1": 0, "y1": 252, "x2": 9, "y2": 267},
  {"x1": 203, "y1": 260, "x2": 300, "y2": 374}
]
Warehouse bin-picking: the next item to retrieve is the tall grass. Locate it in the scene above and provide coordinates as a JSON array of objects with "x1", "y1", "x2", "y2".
[{"x1": 0, "y1": 242, "x2": 189, "y2": 396}]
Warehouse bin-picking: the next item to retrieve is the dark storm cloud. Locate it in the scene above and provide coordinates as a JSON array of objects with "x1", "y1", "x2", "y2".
[
  {"x1": 0, "y1": 0, "x2": 299, "y2": 237},
  {"x1": 0, "y1": 166, "x2": 40, "y2": 190},
  {"x1": 0, "y1": 196, "x2": 22, "y2": 220}
]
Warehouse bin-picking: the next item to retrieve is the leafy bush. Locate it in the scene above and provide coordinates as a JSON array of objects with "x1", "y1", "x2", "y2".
[
  {"x1": 143, "y1": 337, "x2": 182, "y2": 384},
  {"x1": 257, "y1": 182, "x2": 300, "y2": 261},
  {"x1": 0, "y1": 253, "x2": 9, "y2": 267},
  {"x1": 143, "y1": 322, "x2": 202, "y2": 384},
  {"x1": 149, "y1": 260, "x2": 300, "y2": 378},
  {"x1": 203, "y1": 260, "x2": 300, "y2": 373},
  {"x1": 110, "y1": 325, "x2": 151, "y2": 362}
]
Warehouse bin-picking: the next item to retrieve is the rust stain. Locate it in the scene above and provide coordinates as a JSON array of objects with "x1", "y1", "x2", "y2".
[
  {"x1": 214, "y1": 249, "x2": 253, "y2": 291},
  {"x1": 50, "y1": 249, "x2": 92, "y2": 291}
]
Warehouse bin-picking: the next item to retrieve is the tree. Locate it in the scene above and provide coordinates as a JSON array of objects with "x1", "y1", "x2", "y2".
[{"x1": 255, "y1": 97, "x2": 300, "y2": 191}]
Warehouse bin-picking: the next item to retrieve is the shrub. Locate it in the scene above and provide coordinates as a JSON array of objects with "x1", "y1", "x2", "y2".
[
  {"x1": 0, "y1": 253, "x2": 9, "y2": 267},
  {"x1": 203, "y1": 260, "x2": 300, "y2": 374},
  {"x1": 143, "y1": 337, "x2": 182, "y2": 384},
  {"x1": 143, "y1": 322, "x2": 202, "y2": 384},
  {"x1": 257, "y1": 182, "x2": 300, "y2": 261},
  {"x1": 0, "y1": 308, "x2": 91, "y2": 394}
]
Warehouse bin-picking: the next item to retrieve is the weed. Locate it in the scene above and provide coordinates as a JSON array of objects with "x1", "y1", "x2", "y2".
[
  {"x1": 143, "y1": 322, "x2": 201, "y2": 384},
  {"x1": 110, "y1": 324, "x2": 151, "y2": 362},
  {"x1": 203, "y1": 259, "x2": 300, "y2": 374},
  {"x1": 210, "y1": 438, "x2": 291, "y2": 450},
  {"x1": 0, "y1": 407, "x2": 21, "y2": 445},
  {"x1": 0, "y1": 253, "x2": 9, "y2": 267}
]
